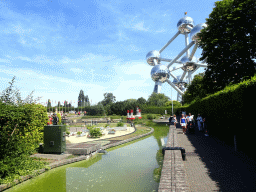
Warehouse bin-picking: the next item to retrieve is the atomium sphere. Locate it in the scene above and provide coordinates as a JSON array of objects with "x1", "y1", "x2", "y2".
[
  {"x1": 151, "y1": 64, "x2": 170, "y2": 83},
  {"x1": 172, "y1": 75, "x2": 181, "y2": 84},
  {"x1": 177, "y1": 16, "x2": 195, "y2": 34},
  {"x1": 190, "y1": 23, "x2": 207, "y2": 43},
  {"x1": 180, "y1": 55, "x2": 197, "y2": 71},
  {"x1": 146, "y1": 50, "x2": 161, "y2": 66},
  {"x1": 177, "y1": 81, "x2": 188, "y2": 89}
]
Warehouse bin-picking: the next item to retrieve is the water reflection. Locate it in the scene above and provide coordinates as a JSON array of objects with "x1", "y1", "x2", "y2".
[
  {"x1": 6, "y1": 124, "x2": 170, "y2": 192},
  {"x1": 66, "y1": 136, "x2": 160, "y2": 192}
]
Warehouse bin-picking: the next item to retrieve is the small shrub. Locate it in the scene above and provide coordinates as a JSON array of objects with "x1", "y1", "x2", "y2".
[
  {"x1": 117, "y1": 122, "x2": 124, "y2": 127},
  {"x1": 65, "y1": 131, "x2": 70, "y2": 135},
  {"x1": 147, "y1": 114, "x2": 156, "y2": 120},
  {"x1": 77, "y1": 131, "x2": 82, "y2": 135},
  {"x1": 89, "y1": 128, "x2": 102, "y2": 138}
]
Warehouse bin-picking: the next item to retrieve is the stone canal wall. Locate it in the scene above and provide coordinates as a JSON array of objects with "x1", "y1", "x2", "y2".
[{"x1": 158, "y1": 126, "x2": 190, "y2": 192}]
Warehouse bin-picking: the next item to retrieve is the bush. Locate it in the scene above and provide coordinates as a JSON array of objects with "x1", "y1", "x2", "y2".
[
  {"x1": 89, "y1": 128, "x2": 102, "y2": 138},
  {"x1": 147, "y1": 114, "x2": 157, "y2": 120},
  {"x1": 104, "y1": 124, "x2": 110, "y2": 128},
  {"x1": 117, "y1": 122, "x2": 124, "y2": 127},
  {"x1": 77, "y1": 131, "x2": 82, "y2": 135},
  {"x1": 65, "y1": 130, "x2": 70, "y2": 135}
]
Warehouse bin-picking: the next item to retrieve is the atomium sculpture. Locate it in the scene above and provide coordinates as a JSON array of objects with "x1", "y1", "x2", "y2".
[{"x1": 146, "y1": 12, "x2": 208, "y2": 102}]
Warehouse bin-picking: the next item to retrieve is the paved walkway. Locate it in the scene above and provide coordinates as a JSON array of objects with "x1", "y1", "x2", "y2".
[{"x1": 175, "y1": 116, "x2": 256, "y2": 192}]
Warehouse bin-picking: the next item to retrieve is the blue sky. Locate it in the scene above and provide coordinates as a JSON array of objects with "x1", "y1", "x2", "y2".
[{"x1": 0, "y1": 0, "x2": 217, "y2": 107}]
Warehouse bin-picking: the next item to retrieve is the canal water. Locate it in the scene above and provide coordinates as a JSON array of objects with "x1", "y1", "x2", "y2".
[{"x1": 6, "y1": 126, "x2": 169, "y2": 192}]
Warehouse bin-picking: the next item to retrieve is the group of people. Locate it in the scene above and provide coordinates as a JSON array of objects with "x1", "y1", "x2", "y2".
[{"x1": 169, "y1": 113, "x2": 209, "y2": 136}]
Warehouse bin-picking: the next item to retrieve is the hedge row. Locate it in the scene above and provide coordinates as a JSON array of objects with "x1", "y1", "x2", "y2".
[
  {"x1": 174, "y1": 74, "x2": 256, "y2": 158},
  {"x1": 0, "y1": 103, "x2": 48, "y2": 179}
]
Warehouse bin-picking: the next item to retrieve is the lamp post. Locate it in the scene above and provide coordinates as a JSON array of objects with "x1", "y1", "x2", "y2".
[{"x1": 172, "y1": 88, "x2": 173, "y2": 116}]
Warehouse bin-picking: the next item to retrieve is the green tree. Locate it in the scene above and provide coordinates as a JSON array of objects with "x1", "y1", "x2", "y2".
[
  {"x1": 183, "y1": 73, "x2": 208, "y2": 104},
  {"x1": 198, "y1": 0, "x2": 256, "y2": 94},
  {"x1": 100, "y1": 93, "x2": 116, "y2": 106},
  {"x1": 164, "y1": 100, "x2": 181, "y2": 107},
  {"x1": 147, "y1": 93, "x2": 170, "y2": 107},
  {"x1": 137, "y1": 97, "x2": 147, "y2": 105}
]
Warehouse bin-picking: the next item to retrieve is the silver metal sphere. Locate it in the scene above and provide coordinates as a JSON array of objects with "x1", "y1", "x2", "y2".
[
  {"x1": 190, "y1": 23, "x2": 207, "y2": 43},
  {"x1": 180, "y1": 55, "x2": 197, "y2": 71},
  {"x1": 146, "y1": 50, "x2": 161, "y2": 66},
  {"x1": 177, "y1": 81, "x2": 188, "y2": 89},
  {"x1": 151, "y1": 64, "x2": 170, "y2": 83},
  {"x1": 172, "y1": 75, "x2": 188, "y2": 88},
  {"x1": 177, "y1": 16, "x2": 195, "y2": 34}
]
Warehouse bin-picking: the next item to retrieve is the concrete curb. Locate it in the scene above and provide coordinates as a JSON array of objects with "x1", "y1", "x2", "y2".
[{"x1": 0, "y1": 125, "x2": 154, "y2": 192}]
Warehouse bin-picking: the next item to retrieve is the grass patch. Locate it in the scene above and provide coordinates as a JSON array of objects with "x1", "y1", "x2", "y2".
[
  {"x1": 108, "y1": 125, "x2": 152, "y2": 141},
  {"x1": 65, "y1": 155, "x2": 79, "y2": 159}
]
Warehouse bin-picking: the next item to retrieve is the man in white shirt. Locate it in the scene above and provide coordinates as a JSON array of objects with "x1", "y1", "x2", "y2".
[{"x1": 188, "y1": 113, "x2": 193, "y2": 131}]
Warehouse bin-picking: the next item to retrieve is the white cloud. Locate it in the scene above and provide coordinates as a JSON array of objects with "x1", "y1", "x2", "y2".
[
  {"x1": 0, "y1": 58, "x2": 11, "y2": 63},
  {"x1": 132, "y1": 22, "x2": 148, "y2": 31}
]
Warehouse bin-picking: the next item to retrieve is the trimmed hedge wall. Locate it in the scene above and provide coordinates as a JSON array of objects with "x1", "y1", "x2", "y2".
[{"x1": 174, "y1": 75, "x2": 256, "y2": 158}]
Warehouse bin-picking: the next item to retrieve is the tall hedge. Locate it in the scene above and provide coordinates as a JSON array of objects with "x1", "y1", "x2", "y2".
[
  {"x1": 174, "y1": 74, "x2": 256, "y2": 157},
  {"x1": 0, "y1": 103, "x2": 48, "y2": 178}
]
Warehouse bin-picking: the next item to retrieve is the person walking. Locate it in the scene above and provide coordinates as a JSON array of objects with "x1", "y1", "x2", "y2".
[
  {"x1": 169, "y1": 115, "x2": 172, "y2": 125},
  {"x1": 173, "y1": 114, "x2": 177, "y2": 128},
  {"x1": 180, "y1": 114, "x2": 187, "y2": 134},
  {"x1": 188, "y1": 113, "x2": 194, "y2": 133},
  {"x1": 186, "y1": 114, "x2": 190, "y2": 130},
  {"x1": 203, "y1": 117, "x2": 209, "y2": 136},
  {"x1": 197, "y1": 114, "x2": 203, "y2": 132}
]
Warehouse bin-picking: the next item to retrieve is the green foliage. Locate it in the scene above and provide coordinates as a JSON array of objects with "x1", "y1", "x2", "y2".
[
  {"x1": 147, "y1": 93, "x2": 170, "y2": 107},
  {"x1": 137, "y1": 97, "x2": 147, "y2": 105},
  {"x1": 141, "y1": 106, "x2": 178, "y2": 115},
  {"x1": 0, "y1": 155, "x2": 49, "y2": 184},
  {"x1": 100, "y1": 93, "x2": 116, "y2": 106},
  {"x1": 77, "y1": 131, "x2": 82, "y2": 135},
  {"x1": 164, "y1": 100, "x2": 181, "y2": 107},
  {"x1": 153, "y1": 149, "x2": 164, "y2": 183},
  {"x1": 147, "y1": 114, "x2": 157, "y2": 120},
  {"x1": 65, "y1": 130, "x2": 70, "y2": 135},
  {"x1": 174, "y1": 74, "x2": 256, "y2": 158},
  {"x1": 0, "y1": 77, "x2": 49, "y2": 181},
  {"x1": 133, "y1": 117, "x2": 146, "y2": 125},
  {"x1": 104, "y1": 124, "x2": 110, "y2": 128},
  {"x1": 117, "y1": 122, "x2": 124, "y2": 127},
  {"x1": 57, "y1": 113, "x2": 61, "y2": 125},
  {"x1": 89, "y1": 127, "x2": 102, "y2": 138},
  {"x1": 183, "y1": 74, "x2": 208, "y2": 104},
  {"x1": 198, "y1": 0, "x2": 256, "y2": 94}
]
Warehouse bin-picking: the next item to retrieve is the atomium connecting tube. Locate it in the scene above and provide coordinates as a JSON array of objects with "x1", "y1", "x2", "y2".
[
  {"x1": 167, "y1": 41, "x2": 195, "y2": 69},
  {"x1": 166, "y1": 80, "x2": 184, "y2": 95},
  {"x1": 189, "y1": 44, "x2": 198, "y2": 61},
  {"x1": 159, "y1": 31, "x2": 180, "y2": 53}
]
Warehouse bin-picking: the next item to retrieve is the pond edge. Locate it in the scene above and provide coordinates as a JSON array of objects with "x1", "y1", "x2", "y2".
[{"x1": 0, "y1": 125, "x2": 154, "y2": 191}]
